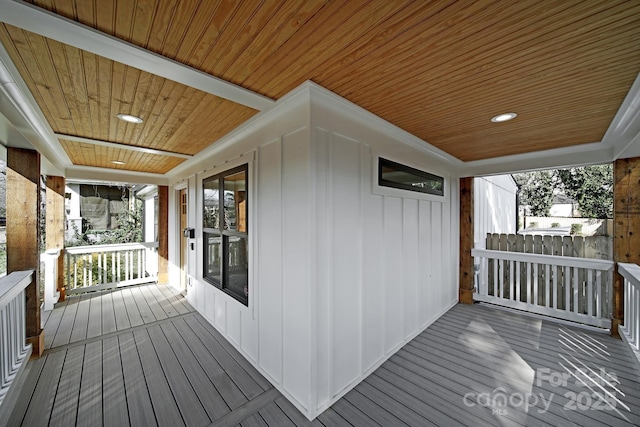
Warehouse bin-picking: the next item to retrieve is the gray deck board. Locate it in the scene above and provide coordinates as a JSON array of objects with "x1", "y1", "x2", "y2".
[
  {"x1": 257, "y1": 401, "x2": 297, "y2": 427},
  {"x1": 416, "y1": 310, "x2": 640, "y2": 426},
  {"x1": 49, "y1": 346, "x2": 83, "y2": 427},
  {"x1": 100, "y1": 291, "x2": 117, "y2": 334},
  {"x1": 155, "y1": 284, "x2": 191, "y2": 315},
  {"x1": 69, "y1": 294, "x2": 91, "y2": 343},
  {"x1": 139, "y1": 284, "x2": 169, "y2": 320},
  {"x1": 315, "y1": 408, "x2": 350, "y2": 426},
  {"x1": 342, "y1": 389, "x2": 410, "y2": 427},
  {"x1": 43, "y1": 299, "x2": 66, "y2": 349},
  {"x1": 172, "y1": 317, "x2": 249, "y2": 410},
  {"x1": 404, "y1": 328, "x2": 635, "y2": 426},
  {"x1": 6, "y1": 355, "x2": 46, "y2": 426},
  {"x1": 133, "y1": 328, "x2": 186, "y2": 427},
  {"x1": 21, "y1": 351, "x2": 64, "y2": 427},
  {"x1": 450, "y1": 305, "x2": 640, "y2": 377},
  {"x1": 190, "y1": 316, "x2": 265, "y2": 399},
  {"x1": 240, "y1": 413, "x2": 269, "y2": 427},
  {"x1": 51, "y1": 298, "x2": 79, "y2": 348},
  {"x1": 355, "y1": 381, "x2": 434, "y2": 427},
  {"x1": 102, "y1": 335, "x2": 129, "y2": 427},
  {"x1": 76, "y1": 341, "x2": 102, "y2": 427},
  {"x1": 112, "y1": 289, "x2": 132, "y2": 331},
  {"x1": 194, "y1": 314, "x2": 273, "y2": 392},
  {"x1": 330, "y1": 398, "x2": 380, "y2": 427},
  {"x1": 146, "y1": 324, "x2": 211, "y2": 426},
  {"x1": 148, "y1": 284, "x2": 180, "y2": 318},
  {"x1": 160, "y1": 321, "x2": 232, "y2": 420},
  {"x1": 274, "y1": 397, "x2": 316, "y2": 426},
  {"x1": 85, "y1": 293, "x2": 102, "y2": 339},
  {"x1": 121, "y1": 287, "x2": 145, "y2": 327},
  {"x1": 119, "y1": 332, "x2": 157, "y2": 427},
  {"x1": 129, "y1": 285, "x2": 158, "y2": 323},
  {"x1": 13, "y1": 290, "x2": 640, "y2": 427}
]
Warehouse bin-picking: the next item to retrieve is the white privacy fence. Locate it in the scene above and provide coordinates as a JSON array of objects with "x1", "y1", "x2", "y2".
[
  {"x1": 618, "y1": 263, "x2": 640, "y2": 352},
  {"x1": 0, "y1": 270, "x2": 33, "y2": 410},
  {"x1": 472, "y1": 249, "x2": 614, "y2": 328},
  {"x1": 65, "y1": 242, "x2": 159, "y2": 294}
]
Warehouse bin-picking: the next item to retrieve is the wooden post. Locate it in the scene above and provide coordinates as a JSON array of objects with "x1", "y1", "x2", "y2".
[
  {"x1": 613, "y1": 157, "x2": 640, "y2": 337},
  {"x1": 46, "y1": 176, "x2": 66, "y2": 301},
  {"x1": 459, "y1": 177, "x2": 474, "y2": 304},
  {"x1": 157, "y1": 185, "x2": 169, "y2": 284},
  {"x1": 7, "y1": 148, "x2": 44, "y2": 357}
]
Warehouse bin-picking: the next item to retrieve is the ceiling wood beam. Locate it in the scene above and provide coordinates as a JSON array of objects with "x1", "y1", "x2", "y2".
[
  {"x1": 54, "y1": 133, "x2": 193, "y2": 159},
  {"x1": 0, "y1": 0, "x2": 275, "y2": 112}
]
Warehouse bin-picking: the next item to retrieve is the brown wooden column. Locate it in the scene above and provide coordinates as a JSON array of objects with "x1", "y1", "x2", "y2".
[
  {"x1": 613, "y1": 157, "x2": 640, "y2": 337},
  {"x1": 459, "y1": 176, "x2": 474, "y2": 304},
  {"x1": 157, "y1": 185, "x2": 169, "y2": 284},
  {"x1": 7, "y1": 147, "x2": 44, "y2": 357},
  {"x1": 46, "y1": 176, "x2": 66, "y2": 301}
]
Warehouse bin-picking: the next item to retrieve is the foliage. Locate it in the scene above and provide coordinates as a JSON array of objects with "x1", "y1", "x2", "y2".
[
  {"x1": 513, "y1": 170, "x2": 556, "y2": 216},
  {"x1": 571, "y1": 223, "x2": 583, "y2": 235},
  {"x1": 556, "y1": 165, "x2": 612, "y2": 219},
  {"x1": 513, "y1": 164, "x2": 613, "y2": 219},
  {"x1": 66, "y1": 195, "x2": 143, "y2": 246}
]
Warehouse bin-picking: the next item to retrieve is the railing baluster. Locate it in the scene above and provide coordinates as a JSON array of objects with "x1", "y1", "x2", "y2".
[
  {"x1": 0, "y1": 271, "x2": 34, "y2": 408},
  {"x1": 571, "y1": 268, "x2": 582, "y2": 313},
  {"x1": 632, "y1": 279, "x2": 636, "y2": 345},
  {"x1": 532, "y1": 264, "x2": 538, "y2": 305},
  {"x1": 564, "y1": 266, "x2": 570, "y2": 312},
  {"x1": 62, "y1": 243, "x2": 158, "y2": 294},
  {"x1": 472, "y1": 249, "x2": 614, "y2": 328},
  {"x1": 587, "y1": 269, "x2": 600, "y2": 316},
  {"x1": 515, "y1": 261, "x2": 520, "y2": 302}
]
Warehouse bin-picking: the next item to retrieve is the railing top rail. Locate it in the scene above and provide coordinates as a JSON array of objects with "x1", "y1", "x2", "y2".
[
  {"x1": 618, "y1": 263, "x2": 640, "y2": 288},
  {"x1": 0, "y1": 270, "x2": 33, "y2": 309},
  {"x1": 65, "y1": 241, "x2": 159, "y2": 255},
  {"x1": 471, "y1": 248, "x2": 615, "y2": 271}
]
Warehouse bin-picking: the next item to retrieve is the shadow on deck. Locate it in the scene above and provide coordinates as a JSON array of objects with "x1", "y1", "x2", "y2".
[{"x1": 7, "y1": 284, "x2": 640, "y2": 426}]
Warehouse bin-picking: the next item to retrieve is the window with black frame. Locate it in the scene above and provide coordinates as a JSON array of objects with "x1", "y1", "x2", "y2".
[
  {"x1": 378, "y1": 157, "x2": 444, "y2": 196},
  {"x1": 203, "y1": 164, "x2": 249, "y2": 305}
]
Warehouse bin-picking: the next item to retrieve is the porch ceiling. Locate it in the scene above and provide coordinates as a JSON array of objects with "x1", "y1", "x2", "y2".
[{"x1": 0, "y1": 0, "x2": 639, "y2": 176}]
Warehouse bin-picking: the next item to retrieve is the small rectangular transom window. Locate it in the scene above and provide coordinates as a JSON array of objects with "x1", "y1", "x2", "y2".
[{"x1": 378, "y1": 158, "x2": 444, "y2": 196}]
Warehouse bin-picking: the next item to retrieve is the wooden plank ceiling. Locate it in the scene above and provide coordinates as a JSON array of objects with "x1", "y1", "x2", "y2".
[{"x1": 1, "y1": 0, "x2": 639, "y2": 173}]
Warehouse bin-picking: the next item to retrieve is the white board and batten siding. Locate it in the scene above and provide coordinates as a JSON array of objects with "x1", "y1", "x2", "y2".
[
  {"x1": 474, "y1": 175, "x2": 517, "y2": 249},
  {"x1": 168, "y1": 82, "x2": 460, "y2": 420}
]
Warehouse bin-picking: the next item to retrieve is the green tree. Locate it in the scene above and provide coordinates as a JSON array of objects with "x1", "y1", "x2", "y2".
[
  {"x1": 556, "y1": 164, "x2": 612, "y2": 219},
  {"x1": 513, "y1": 170, "x2": 556, "y2": 216}
]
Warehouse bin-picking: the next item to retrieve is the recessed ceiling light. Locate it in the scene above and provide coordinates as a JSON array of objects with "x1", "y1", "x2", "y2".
[
  {"x1": 491, "y1": 112, "x2": 517, "y2": 123},
  {"x1": 111, "y1": 160, "x2": 126, "y2": 165},
  {"x1": 116, "y1": 113, "x2": 143, "y2": 124}
]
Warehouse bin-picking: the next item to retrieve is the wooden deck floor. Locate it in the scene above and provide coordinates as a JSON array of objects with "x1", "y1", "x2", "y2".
[{"x1": 7, "y1": 285, "x2": 640, "y2": 426}]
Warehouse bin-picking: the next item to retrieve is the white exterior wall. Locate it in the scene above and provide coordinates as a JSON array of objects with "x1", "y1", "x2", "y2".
[
  {"x1": 474, "y1": 175, "x2": 517, "y2": 248},
  {"x1": 309, "y1": 93, "x2": 458, "y2": 413},
  {"x1": 168, "y1": 83, "x2": 459, "y2": 420}
]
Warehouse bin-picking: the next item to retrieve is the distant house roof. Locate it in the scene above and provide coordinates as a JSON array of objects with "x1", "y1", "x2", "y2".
[{"x1": 553, "y1": 194, "x2": 577, "y2": 205}]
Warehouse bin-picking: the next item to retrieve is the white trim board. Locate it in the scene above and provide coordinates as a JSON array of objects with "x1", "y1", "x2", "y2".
[
  {"x1": 0, "y1": 0, "x2": 275, "y2": 112},
  {"x1": 0, "y1": 43, "x2": 71, "y2": 171},
  {"x1": 55, "y1": 134, "x2": 193, "y2": 159},
  {"x1": 65, "y1": 165, "x2": 169, "y2": 186}
]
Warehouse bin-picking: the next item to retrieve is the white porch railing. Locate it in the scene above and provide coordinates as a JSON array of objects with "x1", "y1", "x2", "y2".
[
  {"x1": 618, "y1": 263, "x2": 640, "y2": 352},
  {"x1": 65, "y1": 242, "x2": 159, "y2": 294},
  {"x1": 0, "y1": 270, "x2": 33, "y2": 409},
  {"x1": 472, "y1": 249, "x2": 614, "y2": 328}
]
